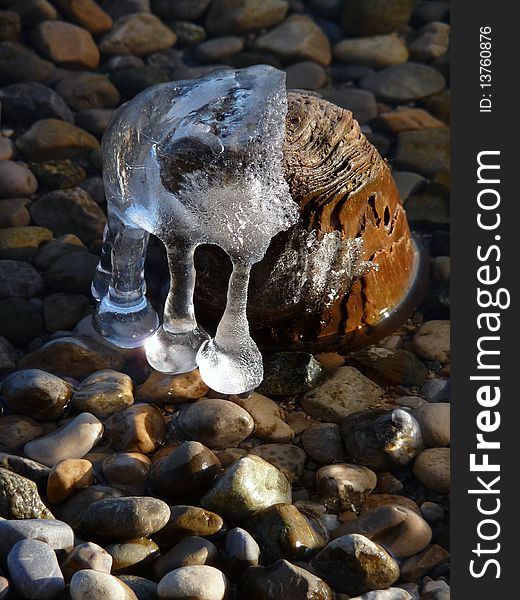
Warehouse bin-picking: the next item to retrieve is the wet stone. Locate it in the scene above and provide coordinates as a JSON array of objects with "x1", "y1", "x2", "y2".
[
  {"x1": 157, "y1": 565, "x2": 228, "y2": 600},
  {"x1": 205, "y1": 0, "x2": 288, "y2": 35},
  {"x1": 43, "y1": 292, "x2": 92, "y2": 332},
  {"x1": 2, "y1": 368, "x2": 72, "y2": 421},
  {"x1": 0, "y1": 41, "x2": 55, "y2": 85},
  {"x1": 301, "y1": 366, "x2": 384, "y2": 423},
  {"x1": 153, "y1": 536, "x2": 218, "y2": 579},
  {"x1": 155, "y1": 505, "x2": 224, "y2": 542},
  {"x1": 224, "y1": 527, "x2": 260, "y2": 575},
  {"x1": 136, "y1": 369, "x2": 208, "y2": 404},
  {"x1": 243, "y1": 558, "x2": 333, "y2": 600},
  {"x1": 104, "y1": 403, "x2": 166, "y2": 453},
  {"x1": 313, "y1": 534, "x2": 400, "y2": 596},
  {"x1": 177, "y1": 398, "x2": 254, "y2": 449},
  {"x1": 106, "y1": 538, "x2": 160, "y2": 574},
  {"x1": 230, "y1": 392, "x2": 294, "y2": 443},
  {"x1": 0, "y1": 259, "x2": 44, "y2": 299},
  {"x1": 71, "y1": 369, "x2": 134, "y2": 418},
  {"x1": 317, "y1": 464, "x2": 377, "y2": 512},
  {"x1": 348, "y1": 347, "x2": 428, "y2": 386},
  {"x1": 0, "y1": 415, "x2": 44, "y2": 451},
  {"x1": 249, "y1": 443, "x2": 306, "y2": 483},
  {"x1": 61, "y1": 542, "x2": 113, "y2": 581},
  {"x1": 0, "y1": 452, "x2": 50, "y2": 491},
  {"x1": 47, "y1": 458, "x2": 94, "y2": 503},
  {"x1": 7, "y1": 539, "x2": 64, "y2": 599},
  {"x1": 258, "y1": 352, "x2": 326, "y2": 396},
  {"x1": 150, "y1": 440, "x2": 221, "y2": 503},
  {"x1": 102, "y1": 452, "x2": 151, "y2": 495},
  {"x1": 201, "y1": 455, "x2": 291, "y2": 521},
  {"x1": 341, "y1": 408, "x2": 425, "y2": 470},
  {"x1": 0, "y1": 467, "x2": 54, "y2": 519},
  {"x1": 341, "y1": 0, "x2": 414, "y2": 36},
  {"x1": 247, "y1": 503, "x2": 327, "y2": 562},
  {"x1": 70, "y1": 569, "x2": 139, "y2": 600},
  {"x1": 0, "y1": 161, "x2": 38, "y2": 199},
  {"x1": 361, "y1": 494, "x2": 422, "y2": 516},
  {"x1": 413, "y1": 447, "x2": 450, "y2": 494},
  {"x1": 302, "y1": 423, "x2": 347, "y2": 465},
  {"x1": 100, "y1": 13, "x2": 177, "y2": 56}
]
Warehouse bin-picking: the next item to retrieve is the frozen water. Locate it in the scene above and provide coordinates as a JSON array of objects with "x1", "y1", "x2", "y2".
[{"x1": 92, "y1": 65, "x2": 299, "y2": 394}]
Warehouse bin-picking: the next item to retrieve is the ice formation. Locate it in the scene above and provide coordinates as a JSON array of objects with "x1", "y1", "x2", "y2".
[{"x1": 92, "y1": 65, "x2": 299, "y2": 394}]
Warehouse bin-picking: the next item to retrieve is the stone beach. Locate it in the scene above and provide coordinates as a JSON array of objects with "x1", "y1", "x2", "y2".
[{"x1": 0, "y1": 1, "x2": 450, "y2": 599}]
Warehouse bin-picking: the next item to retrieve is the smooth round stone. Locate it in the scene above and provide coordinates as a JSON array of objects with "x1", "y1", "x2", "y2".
[
  {"x1": 0, "y1": 42, "x2": 55, "y2": 85},
  {"x1": 155, "y1": 505, "x2": 223, "y2": 543},
  {"x1": 334, "y1": 34, "x2": 408, "y2": 69},
  {"x1": 34, "y1": 234, "x2": 87, "y2": 270},
  {"x1": 0, "y1": 518, "x2": 73, "y2": 556},
  {"x1": 317, "y1": 464, "x2": 377, "y2": 512},
  {"x1": 205, "y1": 0, "x2": 288, "y2": 35},
  {"x1": 321, "y1": 87, "x2": 377, "y2": 125},
  {"x1": 0, "y1": 452, "x2": 50, "y2": 491},
  {"x1": 301, "y1": 366, "x2": 383, "y2": 423},
  {"x1": 44, "y1": 252, "x2": 100, "y2": 295},
  {"x1": 153, "y1": 536, "x2": 218, "y2": 579},
  {"x1": 195, "y1": 36, "x2": 244, "y2": 63},
  {"x1": 70, "y1": 570, "x2": 138, "y2": 600},
  {"x1": 79, "y1": 496, "x2": 170, "y2": 541},
  {"x1": 150, "y1": 441, "x2": 221, "y2": 503},
  {"x1": 0, "y1": 10, "x2": 21, "y2": 41},
  {"x1": 396, "y1": 128, "x2": 450, "y2": 178},
  {"x1": 341, "y1": 0, "x2": 414, "y2": 36},
  {"x1": 340, "y1": 408, "x2": 425, "y2": 470},
  {"x1": 47, "y1": 458, "x2": 94, "y2": 503},
  {"x1": 104, "y1": 403, "x2": 166, "y2": 453},
  {"x1": 54, "y1": 0, "x2": 113, "y2": 34},
  {"x1": 230, "y1": 392, "x2": 294, "y2": 443},
  {"x1": 350, "y1": 589, "x2": 413, "y2": 600},
  {"x1": 348, "y1": 347, "x2": 428, "y2": 386},
  {"x1": 0, "y1": 225, "x2": 52, "y2": 261},
  {"x1": 0, "y1": 467, "x2": 54, "y2": 519},
  {"x1": 249, "y1": 444, "x2": 307, "y2": 483},
  {"x1": 2, "y1": 368, "x2": 72, "y2": 421},
  {"x1": 421, "y1": 377, "x2": 449, "y2": 402},
  {"x1": 0, "y1": 82, "x2": 74, "y2": 124},
  {"x1": 99, "y1": 14, "x2": 177, "y2": 56},
  {"x1": 313, "y1": 534, "x2": 400, "y2": 596},
  {"x1": 420, "y1": 501, "x2": 444, "y2": 523},
  {"x1": 409, "y1": 22, "x2": 450, "y2": 61},
  {"x1": 302, "y1": 423, "x2": 347, "y2": 465},
  {"x1": 0, "y1": 297, "x2": 43, "y2": 346},
  {"x1": 109, "y1": 66, "x2": 169, "y2": 98},
  {"x1": 106, "y1": 538, "x2": 160, "y2": 573},
  {"x1": 76, "y1": 108, "x2": 115, "y2": 135},
  {"x1": 42, "y1": 292, "x2": 91, "y2": 333},
  {"x1": 361, "y1": 63, "x2": 445, "y2": 103},
  {"x1": 171, "y1": 21, "x2": 206, "y2": 48},
  {"x1": 0, "y1": 137, "x2": 14, "y2": 160},
  {"x1": 51, "y1": 68, "x2": 120, "y2": 113},
  {"x1": 243, "y1": 559, "x2": 332, "y2": 600},
  {"x1": 258, "y1": 352, "x2": 327, "y2": 396},
  {"x1": 79, "y1": 176, "x2": 105, "y2": 204},
  {"x1": 118, "y1": 576, "x2": 158, "y2": 600},
  {"x1": 361, "y1": 494, "x2": 421, "y2": 516},
  {"x1": 53, "y1": 484, "x2": 123, "y2": 528},
  {"x1": 224, "y1": 527, "x2": 260, "y2": 574},
  {"x1": 0, "y1": 415, "x2": 44, "y2": 451},
  {"x1": 7, "y1": 539, "x2": 64, "y2": 599},
  {"x1": 24, "y1": 412, "x2": 103, "y2": 467},
  {"x1": 157, "y1": 565, "x2": 228, "y2": 600},
  {"x1": 413, "y1": 403, "x2": 450, "y2": 447},
  {"x1": 0, "y1": 259, "x2": 44, "y2": 299},
  {"x1": 285, "y1": 60, "x2": 327, "y2": 90},
  {"x1": 0, "y1": 161, "x2": 38, "y2": 199},
  {"x1": 29, "y1": 159, "x2": 86, "y2": 189},
  {"x1": 432, "y1": 256, "x2": 450, "y2": 282},
  {"x1": 413, "y1": 447, "x2": 450, "y2": 494},
  {"x1": 102, "y1": 452, "x2": 151, "y2": 495},
  {"x1": 71, "y1": 369, "x2": 134, "y2": 418},
  {"x1": 201, "y1": 455, "x2": 291, "y2": 521},
  {"x1": 247, "y1": 503, "x2": 327, "y2": 562},
  {"x1": 177, "y1": 398, "x2": 254, "y2": 450},
  {"x1": 61, "y1": 542, "x2": 113, "y2": 581},
  {"x1": 413, "y1": 320, "x2": 450, "y2": 363},
  {"x1": 400, "y1": 544, "x2": 449, "y2": 582},
  {"x1": 136, "y1": 369, "x2": 208, "y2": 404},
  {"x1": 0, "y1": 198, "x2": 31, "y2": 228}
]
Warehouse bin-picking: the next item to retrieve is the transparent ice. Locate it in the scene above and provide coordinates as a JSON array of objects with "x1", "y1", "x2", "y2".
[{"x1": 91, "y1": 65, "x2": 299, "y2": 394}]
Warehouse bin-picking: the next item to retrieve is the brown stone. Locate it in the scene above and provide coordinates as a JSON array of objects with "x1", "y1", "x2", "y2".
[
  {"x1": 71, "y1": 369, "x2": 134, "y2": 418},
  {"x1": 104, "y1": 403, "x2": 166, "y2": 453},
  {"x1": 413, "y1": 447, "x2": 450, "y2": 494},
  {"x1": 99, "y1": 13, "x2": 176, "y2": 56},
  {"x1": 54, "y1": 72, "x2": 120, "y2": 111},
  {"x1": 136, "y1": 369, "x2": 208, "y2": 404},
  {"x1": 53, "y1": 0, "x2": 113, "y2": 34},
  {"x1": 155, "y1": 505, "x2": 223, "y2": 543},
  {"x1": 102, "y1": 452, "x2": 151, "y2": 495},
  {"x1": 205, "y1": 0, "x2": 288, "y2": 35},
  {"x1": 0, "y1": 415, "x2": 44, "y2": 451},
  {"x1": 378, "y1": 108, "x2": 446, "y2": 132},
  {"x1": 47, "y1": 458, "x2": 94, "y2": 503}
]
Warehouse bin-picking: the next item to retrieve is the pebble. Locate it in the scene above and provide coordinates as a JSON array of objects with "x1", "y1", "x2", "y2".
[
  {"x1": 150, "y1": 441, "x2": 221, "y2": 503},
  {"x1": 177, "y1": 398, "x2": 254, "y2": 449},
  {"x1": 0, "y1": 518, "x2": 73, "y2": 556},
  {"x1": 155, "y1": 505, "x2": 223, "y2": 542},
  {"x1": 0, "y1": 198, "x2": 31, "y2": 228},
  {"x1": 0, "y1": 335, "x2": 17, "y2": 373},
  {"x1": 16, "y1": 118, "x2": 100, "y2": 161},
  {"x1": 53, "y1": 0, "x2": 113, "y2": 34},
  {"x1": 0, "y1": 258, "x2": 44, "y2": 299},
  {"x1": 230, "y1": 392, "x2": 294, "y2": 443},
  {"x1": 153, "y1": 0, "x2": 211, "y2": 20},
  {"x1": 104, "y1": 0, "x2": 151, "y2": 19},
  {"x1": 79, "y1": 176, "x2": 105, "y2": 203},
  {"x1": 24, "y1": 412, "x2": 103, "y2": 467},
  {"x1": 47, "y1": 458, "x2": 94, "y2": 503},
  {"x1": 0, "y1": 452, "x2": 50, "y2": 490},
  {"x1": 350, "y1": 590, "x2": 413, "y2": 600},
  {"x1": 0, "y1": 10, "x2": 21, "y2": 41},
  {"x1": 44, "y1": 251, "x2": 100, "y2": 294},
  {"x1": 104, "y1": 403, "x2": 166, "y2": 453},
  {"x1": 0, "y1": 297, "x2": 43, "y2": 345},
  {"x1": 247, "y1": 503, "x2": 327, "y2": 562},
  {"x1": 18, "y1": 336, "x2": 125, "y2": 378},
  {"x1": 195, "y1": 36, "x2": 244, "y2": 63},
  {"x1": 317, "y1": 464, "x2": 377, "y2": 512},
  {"x1": 302, "y1": 423, "x2": 347, "y2": 464},
  {"x1": 30, "y1": 187, "x2": 106, "y2": 244},
  {"x1": 249, "y1": 443, "x2": 307, "y2": 483},
  {"x1": 348, "y1": 347, "x2": 428, "y2": 386},
  {"x1": 170, "y1": 21, "x2": 206, "y2": 48},
  {"x1": 70, "y1": 570, "x2": 138, "y2": 600},
  {"x1": 0, "y1": 41, "x2": 55, "y2": 85},
  {"x1": 413, "y1": 320, "x2": 450, "y2": 363},
  {"x1": 285, "y1": 60, "x2": 326, "y2": 90},
  {"x1": 78, "y1": 496, "x2": 170, "y2": 541},
  {"x1": 33, "y1": 233, "x2": 87, "y2": 270},
  {"x1": 409, "y1": 22, "x2": 450, "y2": 62},
  {"x1": 2, "y1": 368, "x2": 72, "y2": 421},
  {"x1": 7, "y1": 539, "x2": 65, "y2": 599},
  {"x1": 106, "y1": 538, "x2": 160, "y2": 573},
  {"x1": 254, "y1": 15, "x2": 331, "y2": 67},
  {"x1": 413, "y1": 403, "x2": 450, "y2": 447},
  {"x1": 244, "y1": 559, "x2": 332, "y2": 599},
  {"x1": 30, "y1": 158, "x2": 87, "y2": 189},
  {"x1": 0, "y1": 161, "x2": 38, "y2": 199},
  {"x1": 224, "y1": 527, "x2": 260, "y2": 574},
  {"x1": 0, "y1": 137, "x2": 15, "y2": 159},
  {"x1": 157, "y1": 565, "x2": 229, "y2": 600},
  {"x1": 341, "y1": 408, "x2": 425, "y2": 470},
  {"x1": 321, "y1": 87, "x2": 377, "y2": 125},
  {"x1": 9, "y1": 0, "x2": 58, "y2": 27},
  {"x1": 42, "y1": 292, "x2": 91, "y2": 333},
  {"x1": 109, "y1": 65, "x2": 169, "y2": 98},
  {"x1": 0, "y1": 467, "x2": 54, "y2": 518},
  {"x1": 201, "y1": 455, "x2": 291, "y2": 521},
  {"x1": 205, "y1": 0, "x2": 288, "y2": 35},
  {"x1": 0, "y1": 415, "x2": 43, "y2": 450},
  {"x1": 361, "y1": 494, "x2": 421, "y2": 516},
  {"x1": 76, "y1": 108, "x2": 115, "y2": 135},
  {"x1": 420, "y1": 501, "x2": 444, "y2": 523},
  {"x1": 118, "y1": 575, "x2": 158, "y2": 600},
  {"x1": 54, "y1": 72, "x2": 121, "y2": 111},
  {"x1": 0, "y1": 225, "x2": 53, "y2": 261},
  {"x1": 420, "y1": 579, "x2": 450, "y2": 600},
  {"x1": 313, "y1": 534, "x2": 400, "y2": 596},
  {"x1": 334, "y1": 34, "x2": 408, "y2": 69},
  {"x1": 392, "y1": 171, "x2": 426, "y2": 201},
  {"x1": 396, "y1": 127, "x2": 450, "y2": 178},
  {"x1": 136, "y1": 369, "x2": 208, "y2": 404},
  {"x1": 31, "y1": 20, "x2": 100, "y2": 69},
  {"x1": 301, "y1": 366, "x2": 384, "y2": 423},
  {"x1": 61, "y1": 542, "x2": 113, "y2": 581},
  {"x1": 378, "y1": 108, "x2": 445, "y2": 133},
  {"x1": 53, "y1": 484, "x2": 123, "y2": 528},
  {"x1": 102, "y1": 452, "x2": 151, "y2": 495},
  {"x1": 431, "y1": 256, "x2": 450, "y2": 282},
  {"x1": 258, "y1": 352, "x2": 326, "y2": 396},
  {"x1": 361, "y1": 63, "x2": 445, "y2": 103},
  {"x1": 400, "y1": 544, "x2": 450, "y2": 581},
  {"x1": 71, "y1": 369, "x2": 134, "y2": 418},
  {"x1": 100, "y1": 13, "x2": 176, "y2": 56},
  {"x1": 153, "y1": 536, "x2": 218, "y2": 579},
  {"x1": 421, "y1": 377, "x2": 449, "y2": 402},
  {"x1": 342, "y1": 0, "x2": 414, "y2": 36},
  {"x1": 413, "y1": 447, "x2": 450, "y2": 493}
]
